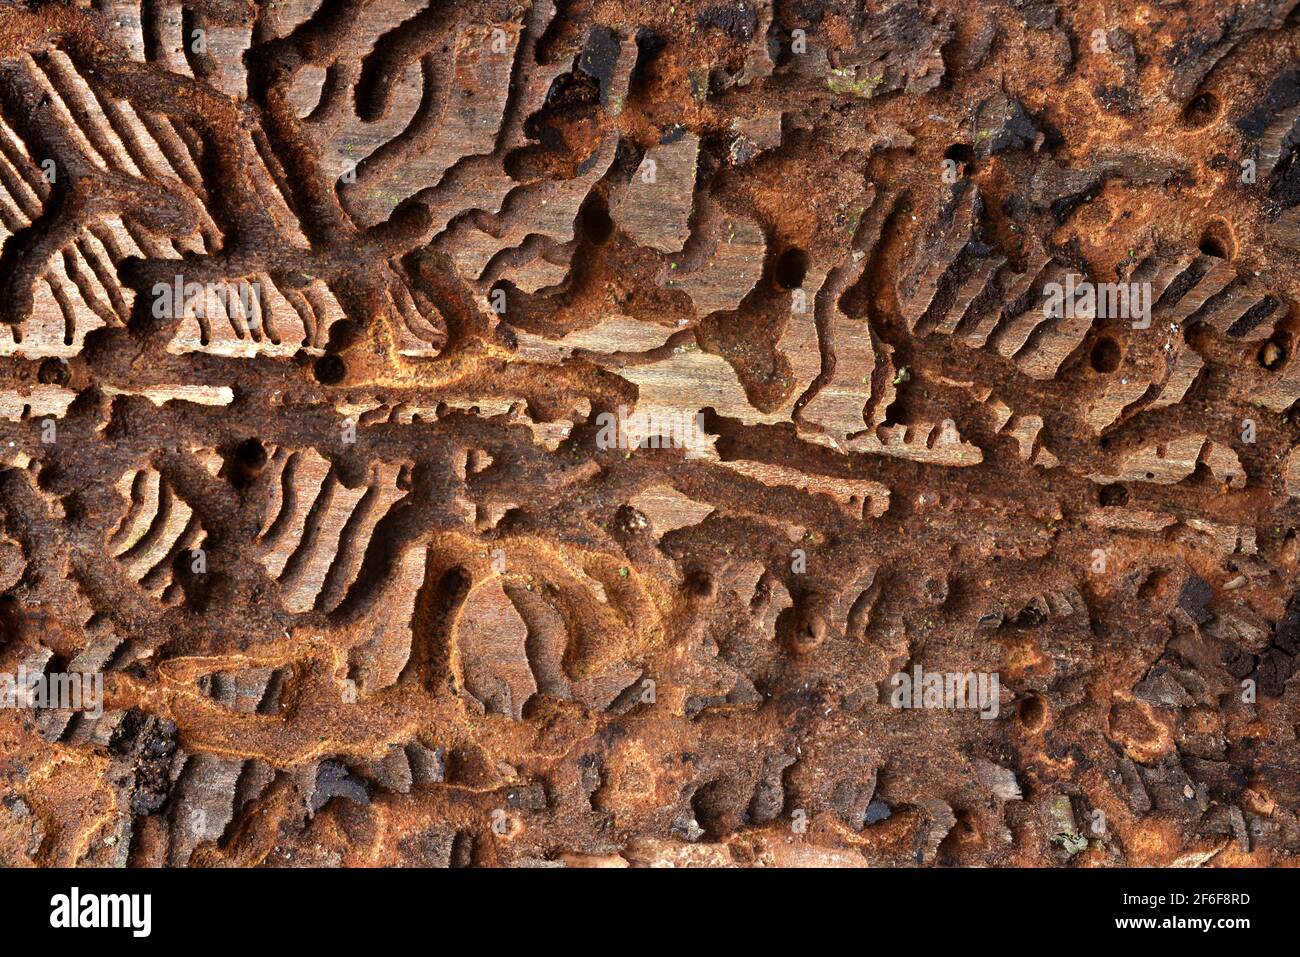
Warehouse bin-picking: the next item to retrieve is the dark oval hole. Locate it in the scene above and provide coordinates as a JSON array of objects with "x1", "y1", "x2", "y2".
[
  {"x1": 580, "y1": 196, "x2": 614, "y2": 244},
  {"x1": 686, "y1": 569, "x2": 717, "y2": 601},
  {"x1": 327, "y1": 318, "x2": 360, "y2": 351},
  {"x1": 774, "y1": 247, "x2": 809, "y2": 290},
  {"x1": 37, "y1": 357, "x2": 69, "y2": 386},
  {"x1": 1017, "y1": 694, "x2": 1047, "y2": 731},
  {"x1": 1182, "y1": 92, "x2": 1219, "y2": 128},
  {"x1": 944, "y1": 143, "x2": 975, "y2": 165},
  {"x1": 1089, "y1": 336, "x2": 1122, "y2": 373},
  {"x1": 1199, "y1": 221, "x2": 1233, "y2": 259},
  {"x1": 314, "y1": 354, "x2": 347, "y2": 385},
  {"x1": 235, "y1": 438, "x2": 267, "y2": 470},
  {"x1": 1099, "y1": 483, "x2": 1129, "y2": 507}
]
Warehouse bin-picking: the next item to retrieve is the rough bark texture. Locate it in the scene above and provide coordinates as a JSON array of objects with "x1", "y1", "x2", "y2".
[{"x1": 2, "y1": 0, "x2": 1300, "y2": 867}]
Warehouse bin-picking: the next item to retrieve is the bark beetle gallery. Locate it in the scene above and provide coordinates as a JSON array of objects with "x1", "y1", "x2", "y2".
[{"x1": 0, "y1": 0, "x2": 1299, "y2": 869}]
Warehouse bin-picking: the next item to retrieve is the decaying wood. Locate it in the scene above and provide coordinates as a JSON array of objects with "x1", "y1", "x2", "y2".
[{"x1": 3, "y1": 0, "x2": 1300, "y2": 870}]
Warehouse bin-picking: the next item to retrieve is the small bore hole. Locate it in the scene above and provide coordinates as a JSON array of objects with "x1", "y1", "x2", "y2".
[
  {"x1": 1199, "y1": 221, "x2": 1233, "y2": 259},
  {"x1": 314, "y1": 354, "x2": 346, "y2": 385},
  {"x1": 1089, "y1": 336, "x2": 1122, "y2": 373},
  {"x1": 687, "y1": 570, "x2": 718, "y2": 601},
  {"x1": 580, "y1": 197, "x2": 614, "y2": 244},
  {"x1": 327, "y1": 319, "x2": 360, "y2": 350},
  {"x1": 1182, "y1": 92, "x2": 1219, "y2": 128},
  {"x1": 235, "y1": 438, "x2": 267, "y2": 470},
  {"x1": 788, "y1": 609, "x2": 827, "y2": 653},
  {"x1": 1099, "y1": 484, "x2": 1129, "y2": 507},
  {"x1": 944, "y1": 143, "x2": 975, "y2": 166},
  {"x1": 774, "y1": 247, "x2": 809, "y2": 290},
  {"x1": 37, "y1": 357, "x2": 69, "y2": 386},
  {"x1": 1017, "y1": 694, "x2": 1047, "y2": 732}
]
